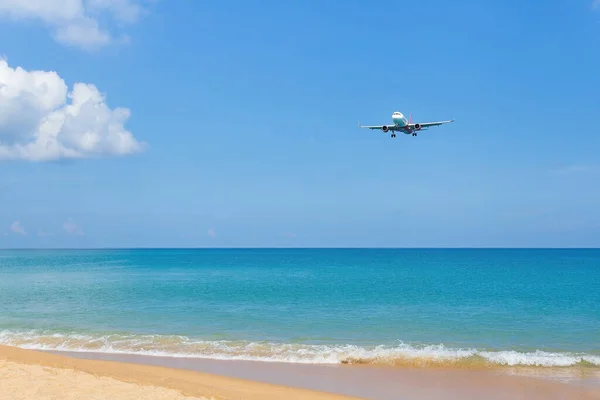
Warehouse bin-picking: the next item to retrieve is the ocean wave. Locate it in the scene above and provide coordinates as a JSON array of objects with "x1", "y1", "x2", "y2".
[{"x1": 1, "y1": 330, "x2": 598, "y2": 368}]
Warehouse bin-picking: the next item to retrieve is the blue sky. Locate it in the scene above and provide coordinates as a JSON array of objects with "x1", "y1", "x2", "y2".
[{"x1": 0, "y1": 0, "x2": 599, "y2": 248}]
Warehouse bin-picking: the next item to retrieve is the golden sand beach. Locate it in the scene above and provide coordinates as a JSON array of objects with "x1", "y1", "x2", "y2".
[
  {"x1": 1, "y1": 345, "x2": 599, "y2": 400},
  {"x1": 0, "y1": 345, "x2": 359, "y2": 400},
  {"x1": 0, "y1": 360, "x2": 210, "y2": 400}
]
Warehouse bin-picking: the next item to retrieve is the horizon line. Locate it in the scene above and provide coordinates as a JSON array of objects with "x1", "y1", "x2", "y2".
[{"x1": 1, "y1": 246, "x2": 599, "y2": 251}]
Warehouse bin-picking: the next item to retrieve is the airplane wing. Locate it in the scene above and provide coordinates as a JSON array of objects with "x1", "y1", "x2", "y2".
[
  {"x1": 358, "y1": 123, "x2": 399, "y2": 131},
  {"x1": 409, "y1": 119, "x2": 454, "y2": 129}
]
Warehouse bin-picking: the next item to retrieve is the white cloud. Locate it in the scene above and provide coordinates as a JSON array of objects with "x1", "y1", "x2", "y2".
[
  {"x1": 63, "y1": 218, "x2": 84, "y2": 236},
  {"x1": 10, "y1": 221, "x2": 26, "y2": 235},
  {"x1": 0, "y1": 0, "x2": 152, "y2": 50},
  {"x1": 0, "y1": 58, "x2": 145, "y2": 161},
  {"x1": 87, "y1": 0, "x2": 145, "y2": 24},
  {"x1": 208, "y1": 228, "x2": 216, "y2": 238}
]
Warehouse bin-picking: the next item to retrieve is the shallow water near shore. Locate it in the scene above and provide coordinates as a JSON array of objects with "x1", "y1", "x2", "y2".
[{"x1": 1, "y1": 248, "x2": 599, "y2": 383}]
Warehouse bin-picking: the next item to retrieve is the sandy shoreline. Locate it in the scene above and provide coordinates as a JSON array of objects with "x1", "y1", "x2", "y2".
[
  {"x1": 0, "y1": 345, "x2": 359, "y2": 400},
  {"x1": 1, "y1": 345, "x2": 599, "y2": 400}
]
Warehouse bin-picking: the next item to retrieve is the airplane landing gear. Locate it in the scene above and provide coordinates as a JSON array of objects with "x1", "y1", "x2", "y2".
[{"x1": 391, "y1": 133, "x2": 396, "y2": 138}]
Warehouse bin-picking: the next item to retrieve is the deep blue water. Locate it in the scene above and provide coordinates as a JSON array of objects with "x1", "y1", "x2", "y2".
[{"x1": 0, "y1": 248, "x2": 598, "y2": 368}]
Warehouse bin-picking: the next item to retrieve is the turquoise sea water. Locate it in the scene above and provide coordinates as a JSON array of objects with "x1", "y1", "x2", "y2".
[{"x1": 0, "y1": 249, "x2": 599, "y2": 370}]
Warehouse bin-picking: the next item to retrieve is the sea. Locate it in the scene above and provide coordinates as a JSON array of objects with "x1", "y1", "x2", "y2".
[{"x1": 1, "y1": 248, "x2": 598, "y2": 381}]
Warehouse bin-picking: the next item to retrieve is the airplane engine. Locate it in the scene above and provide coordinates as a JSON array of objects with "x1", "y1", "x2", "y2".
[
  {"x1": 414, "y1": 123, "x2": 422, "y2": 130},
  {"x1": 382, "y1": 126, "x2": 389, "y2": 132}
]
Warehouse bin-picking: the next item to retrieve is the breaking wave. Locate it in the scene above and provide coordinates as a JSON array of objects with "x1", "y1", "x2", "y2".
[{"x1": 1, "y1": 330, "x2": 599, "y2": 369}]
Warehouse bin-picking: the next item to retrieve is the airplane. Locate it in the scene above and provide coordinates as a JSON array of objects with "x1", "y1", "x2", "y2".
[{"x1": 358, "y1": 111, "x2": 454, "y2": 138}]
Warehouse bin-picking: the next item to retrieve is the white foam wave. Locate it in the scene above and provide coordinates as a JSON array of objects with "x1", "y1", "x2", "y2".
[{"x1": 0, "y1": 330, "x2": 598, "y2": 368}]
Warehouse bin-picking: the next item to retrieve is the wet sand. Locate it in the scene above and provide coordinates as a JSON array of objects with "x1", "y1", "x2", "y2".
[
  {"x1": 2, "y1": 345, "x2": 599, "y2": 400},
  {"x1": 60, "y1": 350, "x2": 600, "y2": 400},
  {"x1": 0, "y1": 345, "x2": 359, "y2": 400}
]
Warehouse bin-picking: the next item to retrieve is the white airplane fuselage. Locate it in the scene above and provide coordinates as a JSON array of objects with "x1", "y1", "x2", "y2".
[{"x1": 391, "y1": 111, "x2": 409, "y2": 128}]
